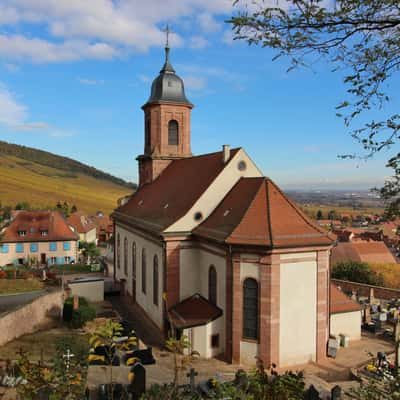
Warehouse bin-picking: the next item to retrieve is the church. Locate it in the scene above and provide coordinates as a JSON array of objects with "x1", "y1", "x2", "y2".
[{"x1": 112, "y1": 42, "x2": 336, "y2": 367}]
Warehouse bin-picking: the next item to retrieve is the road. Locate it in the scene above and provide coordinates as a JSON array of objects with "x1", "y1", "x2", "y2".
[{"x1": 0, "y1": 290, "x2": 45, "y2": 314}]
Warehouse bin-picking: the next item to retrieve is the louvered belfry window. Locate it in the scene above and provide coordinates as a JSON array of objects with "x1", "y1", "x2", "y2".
[
  {"x1": 168, "y1": 120, "x2": 179, "y2": 145},
  {"x1": 243, "y1": 278, "x2": 259, "y2": 340}
]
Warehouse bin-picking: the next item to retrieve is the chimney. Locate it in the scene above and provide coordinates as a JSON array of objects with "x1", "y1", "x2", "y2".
[{"x1": 222, "y1": 144, "x2": 230, "y2": 164}]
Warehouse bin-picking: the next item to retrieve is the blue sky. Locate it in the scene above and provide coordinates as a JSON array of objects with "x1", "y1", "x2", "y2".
[{"x1": 0, "y1": 0, "x2": 399, "y2": 190}]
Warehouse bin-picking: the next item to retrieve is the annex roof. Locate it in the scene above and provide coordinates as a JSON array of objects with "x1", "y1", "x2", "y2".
[
  {"x1": 1, "y1": 211, "x2": 78, "y2": 243},
  {"x1": 112, "y1": 148, "x2": 240, "y2": 233},
  {"x1": 330, "y1": 283, "x2": 362, "y2": 314},
  {"x1": 168, "y1": 293, "x2": 223, "y2": 329},
  {"x1": 194, "y1": 177, "x2": 334, "y2": 248},
  {"x1": 67, "y1": 211, "x2": 96, "y2": 234}
]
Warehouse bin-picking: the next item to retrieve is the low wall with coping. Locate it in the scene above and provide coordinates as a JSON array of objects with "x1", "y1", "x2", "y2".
[
  {"x1": 0, "y1": 289, "x2": 63, "y2": 347},
  {"x1": 332, "y1": 279, "x2": 400, "y2": 301}
]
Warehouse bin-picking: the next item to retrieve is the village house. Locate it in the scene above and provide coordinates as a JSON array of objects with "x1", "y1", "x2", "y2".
[
  {"x1": 67, "y1": 211, "x2": 97, "y2": 243},
  {"x1": 92, "y1": 213, "x2": 114, "y2": 243},
  {"x1": 0, "y1": 211, "x2": 79, "y2": 267},
  {"x1": 112, "y1": 45, "x2": 339, "y2": 367}
]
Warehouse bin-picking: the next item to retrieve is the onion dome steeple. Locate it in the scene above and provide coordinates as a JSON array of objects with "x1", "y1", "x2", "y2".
[{"x1": 143, "y1": 27, "x2": 192, "y2": 108}]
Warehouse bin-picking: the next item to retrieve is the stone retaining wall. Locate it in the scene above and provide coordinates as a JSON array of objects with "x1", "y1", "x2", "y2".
[
  {"x1": 0, "y1": 289, "x2": 62, "y2": 346},
  {"x1": 331, "y1": 279, "x2": 400, "y2": 301}
]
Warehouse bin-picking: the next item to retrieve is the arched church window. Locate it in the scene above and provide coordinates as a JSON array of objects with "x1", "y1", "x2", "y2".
[
  {"x1": 117, "y1": 233, "x2": 121, "y2": 270},
  {"x1": 153, "y1": 255, "x2": 159, "y2": 306},
  {"x1": 243, "y1": 278, "x2": 259, "y2": 340},
  {"x1": 124, "y1": 237, "x2": 128, "y2": 276},
  {"x1": 208, "y1": 265, "x2": 217, "y2": 305},
  {"x1": 168, "y1": 120, "x2": 179, "y2": 145},
  {"x1": 142, "y1": 248, "x2": 147, "y2": 294},
  {"x1": 132, "y1": 242, "x2": 136, "y2": 278}
]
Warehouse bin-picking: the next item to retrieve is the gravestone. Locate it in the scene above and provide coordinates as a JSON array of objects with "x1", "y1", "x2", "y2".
[
  {"x1": 128, "y1": 362, "x2": 146, "y2": 400},
  {"x1": 304, "y1": 385, "x2": 321, "y2": 400},
  {"x1": 331, "y1": 385, "x2": 342, "y2": 400},
  {"x1": 187, "y1": 368, "x2": 198, "y2": 392}
]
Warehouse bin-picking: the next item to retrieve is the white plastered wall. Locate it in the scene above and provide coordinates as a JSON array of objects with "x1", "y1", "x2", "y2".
[
  {"x1": 115, "y1": 224, "x2": 164, "y2": 329},
  {"x1": 239, "y1": 260, "x2": 260, "y2": 364},
  {"x1": 330, "y1": 311, "x2": 361, "y2": 341},
  {"x1": 279, "y1": 253, "x2": 317, "y2": 366},
  {"x1": 165, "y1": 149, "x2": 263, "y2": 233},
  {"x1": 180, "y1": 243, "x2": 226, "y2": 358}
]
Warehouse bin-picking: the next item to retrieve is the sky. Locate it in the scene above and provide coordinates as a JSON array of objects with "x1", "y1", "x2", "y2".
[{"x1": 0, "y1": 0, "x2": 399, "y2": 190}]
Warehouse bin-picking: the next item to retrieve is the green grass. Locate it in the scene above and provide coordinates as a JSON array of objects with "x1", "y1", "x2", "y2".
[
  {"x1": 0, "y1": 278, "x2": 44, "y2": 294},
  {"x1": 0, "y1": 154, "x2": 132, "y2": 214}
]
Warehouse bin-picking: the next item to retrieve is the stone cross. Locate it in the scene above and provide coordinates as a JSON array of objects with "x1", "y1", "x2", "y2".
[
  {"x1": 162, "y1": 24, "x2": 172, "y2": 47},
  {"x1": 187, "y1": 368, "x2": 198, "y2": 392},
  {"x1": 63, "y1": 348, "x2": 74, "y2": 372}
]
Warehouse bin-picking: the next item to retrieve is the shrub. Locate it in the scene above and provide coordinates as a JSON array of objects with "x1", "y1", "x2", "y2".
[
  {"x1": 63, "y1": 302, "x2": 73, "y2": 322},
  {"x1": 332, "y1": 261, "x2": 385, "y2": 286},
  {"x1": 63, "y1": 297, "x2": 96, "y2": 328}
]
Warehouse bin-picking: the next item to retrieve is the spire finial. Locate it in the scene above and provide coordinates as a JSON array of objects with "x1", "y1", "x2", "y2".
[{"x1": 160, "y1": 24, "x2": 175, "y2": 73}]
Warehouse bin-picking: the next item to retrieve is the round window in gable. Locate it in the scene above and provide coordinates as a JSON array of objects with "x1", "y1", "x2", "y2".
[
  {"x1": 238, "y1": 160, "x2": 247, "y2": 171},
  {"x1": 194, "y1": 212, "x2": 203, "y2": 222}
]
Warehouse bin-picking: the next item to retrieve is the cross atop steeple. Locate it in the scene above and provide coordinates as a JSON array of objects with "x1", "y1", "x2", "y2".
[{"x1": 163, "y1": 24, "x2": 172, "y2": 48}]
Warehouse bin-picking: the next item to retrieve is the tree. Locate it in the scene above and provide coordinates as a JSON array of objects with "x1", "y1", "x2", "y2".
[
  {"x1": 79, "y1": 241, "x2": 100, "y2": 264},
  {"x1": 332, "y1": 261, "x2": 385, "y2": 286},
  {"x1": 229, "y1": 1, "x2": 400, "y2": 214},
  {"x1": 316, "y1": 210, "x2": 323, "y2": 220},
  {"x1": 328, "y1": 210, "x2": 338, "y2": 220}
]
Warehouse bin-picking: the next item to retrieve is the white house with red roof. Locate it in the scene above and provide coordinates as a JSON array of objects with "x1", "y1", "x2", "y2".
[
  {"x1": 0, "y1": 211, "x2": 79, "y2": 267},
  {"x1": 112, "y1": 45, "x2": 337, "y2": 367},
  {"x1": 67, "y1": 211, "x2": 97, "y2": 243}
]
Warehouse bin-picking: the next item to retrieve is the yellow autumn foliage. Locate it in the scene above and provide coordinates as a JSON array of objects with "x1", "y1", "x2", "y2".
[{"x1": 369, "y1": 263, "x2": 400, "y2": 289}]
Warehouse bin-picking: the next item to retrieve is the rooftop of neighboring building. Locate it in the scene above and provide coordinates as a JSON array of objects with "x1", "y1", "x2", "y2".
[
  {"x1": 0, "y1": 210, "x2": 78, "y2": 243},
  {"x1": 67, "y1": 211, "x2": 96, "y2": 234},
  {"x1": 330, "y1": 283, "x2": 362, "y2": 314}
]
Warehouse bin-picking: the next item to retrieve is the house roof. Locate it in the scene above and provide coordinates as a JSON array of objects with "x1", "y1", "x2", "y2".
[
  {"x1": 0, "y1": 211, "x2": 78, "y2": 243},
  {"x1": 194, "y1": 177, "x2": 334, "y2": 248},
  {"x1": 331, "y1": 241, "x2": 396, "y2": 265},
  {"x1": 330, "y1": 283, "x2": 362, "y2": 314},
  {"x1": 168, "y1": 293, "x2": 223, "y2": 329},
  {"x1": 67, "y1": 211, "x2": 96, "y2": 234},
  {"x1": 92, "y1": 214, "x2": 113, "y2": 234},
  {"x1": 112, "y1": 148, "x2": 240, "y2": 233}
]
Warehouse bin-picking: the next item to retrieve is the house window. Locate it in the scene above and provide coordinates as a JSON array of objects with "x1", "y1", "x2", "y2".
[
  {"x1": 0, "y1": 244, "x2": 9, "y2": 254},
  {"x1": 211, "y1": 334, "x2": 220, "y2": 349},
  {"x1": 30, "y1": 243, "x2": 38, "y2": 253},
  {"x1": 50, "y1": 256, "x2": 57, "y2": 265},
  {"x1": 132, "y1": 242, "x2": 136, "y2": 278},
  {"x1": 168, "y1": 120, "x2": 179, "y2": 145},
  {"x1": 63, "y1": 242, "x2": 71, "y2": 251},
  {"x1": 117, "y1": 234, "x2": 121, "y2": 269},
  {"x1": 208, "y1": 265, "x2": 217, "y2": 305},
  {"x1": 49, "y1": 242, "x2": 57, "y2": 251},
  {"x1": 142, "y1": 248, "x2": 147, "y2": 294},
  {"x1": 65, "y1": 256, "x2": 71, "y2": 264},
  {"x1": 124, "y1": 238, "x2": 128, "y2": 276},
  {"x1": 18, "y1": 230, "x2": 26, "y2": 237},
  {"x1": 16, "y1": 243, "x2": 24, "y2": 253},
  {"x1": 153, "y1": 255, "x2": 159, "y2": 306},
  {"x1": 145, "y1": 116, "x2": 151, "y2": 147},
  {"x1": 41, "y1": 230, "x2": 48, "y2": 236},
  {"x1": 243, "y1": 278, "x2": 259, "y2": 340}
]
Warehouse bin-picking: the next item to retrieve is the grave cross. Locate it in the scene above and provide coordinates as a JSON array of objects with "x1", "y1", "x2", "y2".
[
  {"x1": 186, "y1": 368, "x2": 198, "y2": 392},
  {"x1": 63, "y1": 348, "x2": 74, "y2": 372},
  {"x1": 162, "y1": 24, "x2": 172, "y2": 48}
]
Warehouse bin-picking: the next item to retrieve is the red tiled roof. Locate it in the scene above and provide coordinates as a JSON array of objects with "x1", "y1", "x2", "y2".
[
  {"x1": 194, "y1": 177, "x2": 334, "y2": 248},
  {"x1": 331, "y1": 241, "x2": 396, "y2": 264},
  {"x1": 92, "y1": 215, "x2": 113, "y2": 234},
  {"x1": 67, "y1": 211, "x2": 96, "y2": 234},
  {"x1": 112, "y1": 148, "x2": 240, "y2": 232},
  {"x1": 1, "y1": 211, "x2": 78, "y2": 243},
  {"x1": 168, "y1": 293, "x2": 223, "y2": 329},
  {"x1": 330, "y1": 283, "x2": 362, "y2": 314}
]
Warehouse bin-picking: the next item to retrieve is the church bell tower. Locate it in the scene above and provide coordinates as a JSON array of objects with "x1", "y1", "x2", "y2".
[{"x1": 137, "y1": 30, "x2": 193, "y2": 187}]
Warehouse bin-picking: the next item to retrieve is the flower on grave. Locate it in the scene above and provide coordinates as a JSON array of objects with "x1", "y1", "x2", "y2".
[{"x1": 128, "y1": 371, "x2": 135, "y2": 383}]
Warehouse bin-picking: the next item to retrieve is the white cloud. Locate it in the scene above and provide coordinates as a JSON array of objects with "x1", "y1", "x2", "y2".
[
  {"x1": 78, "y1": 78, "x2": 105, "y2": 85},
  {"x1": 0, "y1": 35, "x2": 118, "y2": 63},
  {"x1": 3, "y1": 63, "x2": 20, "y2": 72},
  {"x1": 189, "y1": 36, "x2": 208, "y2": 49},
  {"x1": 197, "y1": 13, "x2": 221, "y2": 33},
  {"x1": 222, "y1": 30, "x2": 235, "y2": 45},
  {"x1": 0, "y1": 0, "x2": 234, "y2": 63},
  {"x1": 138, "y1": 74, "x2": 151, "y2": 83},
  {"x1": 0, "y1": 82, "x2": 74, "y2": 136},
  {"x1": 183, "y1": 76, "x2": 207, "y2": 90}
]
